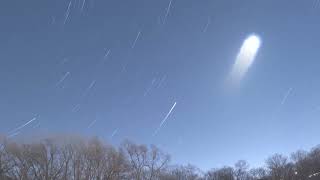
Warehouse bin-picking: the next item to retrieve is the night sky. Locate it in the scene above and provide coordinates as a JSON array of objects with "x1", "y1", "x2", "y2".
[{"x1": 1, "y1": 0, "x2": 320, "y2": 170}]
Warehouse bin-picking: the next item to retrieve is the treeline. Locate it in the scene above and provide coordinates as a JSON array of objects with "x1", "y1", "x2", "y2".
[{"x1": 0, "y1": 136, "x2": 319, "y2": 180}]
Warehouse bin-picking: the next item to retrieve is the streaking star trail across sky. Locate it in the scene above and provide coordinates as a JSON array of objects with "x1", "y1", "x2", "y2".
[
  {"x1": 82, "y1": 80, "x2": 96, "y2": 97},
  {"x1": 81, "y1": 0, "x2": 86, "y2": 11},
  {"x1": 56, "y1": 72, "x2": 70, "y2": 87},
  {"x1": 229, "y1": 34, "x2": 261, "y2": 84},
  {"x1": 153, "y1": 102, "x2": 177, "y2": 136},
  {"x1": 281, "y1": 88, "x2": 293, "y2": 105},
  {"x1": 8, "y1": 117, "x2": 37, "y2": 135},
  {"x1": 7, "y1": 132, "x2": 20, "y2": 139},
  {"x1": 111, "y1": 129, "x2": 118, "y2": 138},
  {"x1": 87, "y1": 119, "x2": 97, "y2": 129},
  {"x1": 163, "y1": 0, "x2": 173, "y2": 24},
  {"x1": 131, "y1": 31, "x2": 141, "y2": 49},
  {"x1": 63, "y1": 0, "x2": 72, "y2": 24}
]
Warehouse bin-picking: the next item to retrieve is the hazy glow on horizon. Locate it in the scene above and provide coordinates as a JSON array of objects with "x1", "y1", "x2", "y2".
[{"x1": 229, "y1": 34, "x2": 261, "y2": 84}]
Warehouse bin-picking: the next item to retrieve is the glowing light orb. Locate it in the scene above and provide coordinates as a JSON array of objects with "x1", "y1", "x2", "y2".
[{"x1": 229, "y1": 34, "x2": 261, "y2": 83}]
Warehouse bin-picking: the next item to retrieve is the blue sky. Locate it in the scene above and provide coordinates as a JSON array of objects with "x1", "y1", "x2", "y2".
[{"x1": 1, "y1": 0, "x2": 320, "y2": 170}]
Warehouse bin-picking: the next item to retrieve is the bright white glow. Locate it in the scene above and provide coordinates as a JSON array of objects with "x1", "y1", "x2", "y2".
[
  {"x1": 229, "y1": 34, "x2": 261, "y2": 83},
  {"x1": 153, "y1": 102, "x2": 177, "y2": 136}
]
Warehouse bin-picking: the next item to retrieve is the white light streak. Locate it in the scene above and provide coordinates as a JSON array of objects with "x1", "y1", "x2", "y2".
[
  {"x1": 111, "y1": 129, "x2": 118, "y2": 138},
  {"x1": 229, "y1": 34, "x2": 261, "y2": 84},
  {"x1": 56, "y1": 72, "x2": 70, "y2": 87},
  {"x1": 163, "y1": 0, "x2": 173, "y2": 24},
  {"x1": 153, "y1": 102, "x2": 177, "y2": 136},
  {"x1": 131, "y1": 31, "x2": 141, "y2": 49},
  {"x1": 9, "y1": 117, "x2": 37, "y2": 134},
  {"x1": 64, "y1": 0, "x2": 72, "y2": 24}
]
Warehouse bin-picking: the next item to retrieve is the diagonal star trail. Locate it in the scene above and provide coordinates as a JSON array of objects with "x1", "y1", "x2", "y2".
[
  {"x1": 163, "y1": 0, "x2": 173, "y2": 24},
  {"x1": 153, "y1": 102, "x2": 177, "y2": 136},
  {"x1": 131, "y1": 31, "x2": 141, "y2": 49},
  {"x1": 8, "y1": 117, "x2": 37, "y2": 135},
  {"x1": 56, "y1": 72, "x2": 70, "y2": 87},
  {"x1": 111, "y1": 129, "x2": 118, "y2": 138},
  {"x1": 87, "y1": 119, "x2": 97, "y2": 128},
  {"x1": 280, "y1": 88, "x2": 293, "y2": 105},
  {"x1": 64, "y1": 0, "x2": 72, "y2": 24}
]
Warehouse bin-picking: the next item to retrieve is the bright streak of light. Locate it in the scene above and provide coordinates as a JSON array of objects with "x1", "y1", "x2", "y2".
[
  {"x1": 111, "y1": 129, "x2": 118, "y2": 138},
  {"x1": 82, "y1": 80, "x2": 96, "y2": 97},
  {"x1": 153, "y1": 102, "x2": 177, "y2": 136},
  {"x1": 56, "y1": 72, "x2": 70, "y2": 87},
  {"x1": 229, "y1": 34, "x2": 261, "y2": 84},
  {"x1": 81, "y1": 0, "x2": 86, "y2": 11},
  {"x1": 7, "y1": 132, "x2": 20, "y2": 139},
  {"x1": 64, "y1": 0, "x2": 72, "y2": 24},
  {"x1": 163, "y1": 0, "x2": 173, "y2": 24},
  {"x1": 9, "y1": 117, "x2": 37, "y2": 134},
  {"x1": 131, "y1": 31, "x2": 141, "y2": 49},
  {"x1": 309, "y1": 171, "x2": 320, "y2": 178}
]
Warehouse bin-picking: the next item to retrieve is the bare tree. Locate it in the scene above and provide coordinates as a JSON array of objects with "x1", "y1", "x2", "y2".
[
  {"x1": 146, "y1": 145, "x2": 170, "y2": 180},
  {"x1": 27, "y1": 139, "x2": 66, "y2": 180},
  {"x1": 249, "y1": 167, "x2": 268, "y2": 180},
  {"x1": 103, "y1": 147, "x2": 128, "y2": 180},
  {"x1": 167, "y1": 165, "x2": 201, "y2": 180},
  {"x1": 0, "y1": 137, "x2": 13, "y2": 180},
  {"x1": 83, "y1": 137, "x2": 107, "y2": 179},
  {"x1": 306, "y1": 146, "x2": 320, "y2": 179},
  {"x1": 5, "y1": 142, "x2": 33, "y2": 179},
  {"x1": 234, "y1": 160, "x2": 249, "y2": 180},
  {"x1": 121, "y1": 140, "x2": 148, "y2": 179},
  {"x1": 205, "y1": 166, "x2": 234, "y2": 180},
  {"x1": 1, "y1": 135, "x2": 320, "y2": 180},
  {"x1": 121, "y1": 140, "x2": 170, "y2": 180},
  {"x1": 67, "y1": 140, "x2": 86, "y2": 180},
  {"x1": 290, "y1": 150, "x2": 310, "y2": 179},
  {"x1": 266, "y1": 154, "x2": 294, "y2": 180}
]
